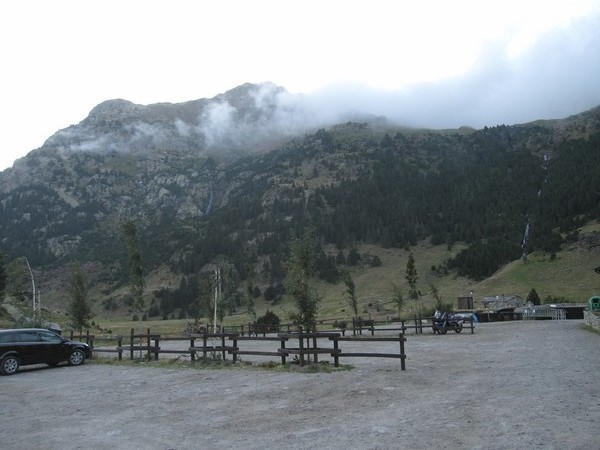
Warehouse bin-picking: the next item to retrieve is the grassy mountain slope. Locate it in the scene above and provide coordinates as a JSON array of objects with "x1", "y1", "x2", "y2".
[{"x1": 87, "y1": 228, "x2": 599, "y2": 336}]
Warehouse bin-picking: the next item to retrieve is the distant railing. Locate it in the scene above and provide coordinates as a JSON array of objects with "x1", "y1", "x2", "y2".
[{"x1": 522, "y1": 307, "x2": 566, "y2": 320}]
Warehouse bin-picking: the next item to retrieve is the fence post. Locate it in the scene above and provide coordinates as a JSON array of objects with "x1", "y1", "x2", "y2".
[
  {"x1": 117, "y1": 336, "x2": 123, "y2": 361},
  {"x1": 399, "y1": 332, "x2": 406, "y2": 371},
  {"x1": 190, "y1": 336, "x2": 196, "y2": 362},
  {"x1": 202, "y1": 329, "x2": 208, "y2": 358},
  {"x1": 129, "y1": 328, "x2": 134, "y2": 360},
  {"x1": 221, "y1": 329, "x2": 226, "y2": 360},
  {"x1": 87, "y1": 330, "x2": 94, "y2": 349},
  {"x1": 232, "y1": 336, "x2": 238, "y2": 363},
  {"x1": 333, "y1": 336, "x2": 339, "y2": 367},
  {"x1": 153, "y1": 336, "x2": 160, "y2": 361},
  {"x1": 298, "y1": 326, "x2": 305, "y2": 366},
  {"x1": 146, "y1": 328, "x2": 151, "y2": 359},
  {"x1": 280, "y1": 337, "x2": 287, "y2": 365}
]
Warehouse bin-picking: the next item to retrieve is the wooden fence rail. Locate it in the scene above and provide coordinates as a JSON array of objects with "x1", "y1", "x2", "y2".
[
  {"x1": 176, "y1": 317, "x2": 474, "y2": 338},
  {"x1": 79, "y1": 327, "x2": 408, "y2": 370}
]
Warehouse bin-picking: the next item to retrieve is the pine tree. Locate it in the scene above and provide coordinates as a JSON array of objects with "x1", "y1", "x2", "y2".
[
  {"x1": 391, "y1": 283, "x2": 405, "y2": 318},
  {"x1": 342, "y1": 271, "x2": 359, "y2": 318},
  {"x1": 527, "y1": 288, "x2": 541, "y2": 306},
  {"x1": 405, "y1": 252, "x2": 420, "y2": 317},
  {"x1": 245, "y1": 279, "x2": 257, "y2": 322},
  {"x1": 68, "y1": 263, "x2": 93, "y2": 332},
  {"x1": 123, "y1": 219, "x2": 144, "y2": 316},
  {"x1": 285, "y1": 227, "x2": 321, "y2": 332}
]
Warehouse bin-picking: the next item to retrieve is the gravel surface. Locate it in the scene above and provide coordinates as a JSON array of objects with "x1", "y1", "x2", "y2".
[{"x1": 1, "y1": 320, "x2": 598, "y2": 450}]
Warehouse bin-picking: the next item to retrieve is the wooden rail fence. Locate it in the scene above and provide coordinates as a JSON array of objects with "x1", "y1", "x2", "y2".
[{"x1": 72, "y1": 327, "x2": 408, "y2": 370}]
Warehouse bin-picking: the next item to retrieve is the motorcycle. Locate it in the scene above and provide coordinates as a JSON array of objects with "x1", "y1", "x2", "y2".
[{"x1": 432, "y1": 310, "x2": 463, "y2": 334}]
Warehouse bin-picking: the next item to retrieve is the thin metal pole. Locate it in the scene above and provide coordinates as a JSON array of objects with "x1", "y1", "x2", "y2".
[{"x1": 24, "y1": 257, "x2": 36, "y2": 318}]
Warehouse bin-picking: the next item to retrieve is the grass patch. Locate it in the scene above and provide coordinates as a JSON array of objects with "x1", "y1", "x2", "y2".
[
  {"x1": 581, "y1": 324, "x2": 600, "y2": 335},
  {"x1": 90, "y1": 355, "x2": 353, "y2": 373},
  {"x1": 256, "y1": 360, "x2": 353, "y2": 373}
]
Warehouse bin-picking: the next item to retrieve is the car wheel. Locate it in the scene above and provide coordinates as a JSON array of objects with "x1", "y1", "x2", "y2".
[
  {"x1": 68, "y1": 349, "x2": 86, "y2": 366},
  {"x1": 1, "y1": 355, "x2": 20, "y2": 375}
]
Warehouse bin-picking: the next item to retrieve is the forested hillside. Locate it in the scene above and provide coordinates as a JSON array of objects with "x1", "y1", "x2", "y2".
[{"x1": 1, "y1": 100, "x2": 599, "y2": 321}]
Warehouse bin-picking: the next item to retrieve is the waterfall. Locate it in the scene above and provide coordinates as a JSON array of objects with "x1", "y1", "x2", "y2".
[
  {"x1": 521, "y1": 219, "x2": 530, "y2": 260},
  {"x1": 205, "y1": 182, "x2": 214, "y2": 215},
  {"x1": 521, "y1": 153, "x2": 548, "y2": 260}
]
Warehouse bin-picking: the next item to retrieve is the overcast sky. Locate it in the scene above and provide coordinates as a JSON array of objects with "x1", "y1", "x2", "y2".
[{"x1": 1, "y1": 0, "x2": 599, "y2": 170}]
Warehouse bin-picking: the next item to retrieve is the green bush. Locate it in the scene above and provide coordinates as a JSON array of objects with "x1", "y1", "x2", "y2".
[{"x1": 255, "y1": 309, "x2": 281, "y2": 332}]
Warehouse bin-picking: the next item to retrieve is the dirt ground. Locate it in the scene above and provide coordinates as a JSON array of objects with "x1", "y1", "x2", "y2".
[{"x1": 1, "y1": 320, "x2": 598, "y2": 450}]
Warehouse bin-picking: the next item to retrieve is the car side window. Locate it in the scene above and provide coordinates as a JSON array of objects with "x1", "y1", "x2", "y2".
[
  {"x1": 18, "y1": 331, "x2": 42, "y2": 342},
  {"x1": 0, "y1": 332, "x2": 16, "y2": 343},
  {"x1": 38, "y1": 331, "x2": 62, "y2": 343}
]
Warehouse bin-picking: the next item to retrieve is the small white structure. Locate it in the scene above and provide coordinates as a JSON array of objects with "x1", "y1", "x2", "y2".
[{"x1": 521, "y1": 305, "x2": 566, "y2": 320}]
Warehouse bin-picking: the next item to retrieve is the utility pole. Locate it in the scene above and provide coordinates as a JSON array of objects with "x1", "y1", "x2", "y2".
[{"x1": 213, "y1": 268, "x2": 221, "y2": 333}]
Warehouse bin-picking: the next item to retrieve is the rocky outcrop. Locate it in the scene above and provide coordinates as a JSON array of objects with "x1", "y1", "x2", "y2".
[{"x1": 482, "y1": 295, "x2": 525, "y2": 311}]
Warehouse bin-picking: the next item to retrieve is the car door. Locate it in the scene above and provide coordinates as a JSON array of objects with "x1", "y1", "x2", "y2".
[
  {"x1": 36, "y1": 330, "x2": 66, "y2": 364},
  {"x1": 0, "y1": 331, "x2": 19, "y2": 357},
  {"x1": 16, "y1": 330, "x2": 44, "y2": 365}
]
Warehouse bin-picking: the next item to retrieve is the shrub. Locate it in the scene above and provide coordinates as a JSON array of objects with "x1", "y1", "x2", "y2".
[{"x1": 255, "y1": 309, "x2": 281, "y2": 332}]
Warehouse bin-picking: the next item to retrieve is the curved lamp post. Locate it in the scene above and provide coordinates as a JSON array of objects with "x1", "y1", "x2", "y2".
[{"x1": 23, "y1": 257, "x2": 36, "y2": 318}]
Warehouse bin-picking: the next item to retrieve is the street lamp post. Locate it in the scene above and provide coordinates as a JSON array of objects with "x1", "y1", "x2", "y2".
[{"x1": 23, "y1": 257, "x2": 36, "y2": 319}]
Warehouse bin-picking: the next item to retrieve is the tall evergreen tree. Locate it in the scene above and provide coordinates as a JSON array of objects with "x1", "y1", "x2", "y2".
[
  {"x1": 342, "y1": 270, "x2": 359, "y2": 318},
  {"x1": 123, "y1": 219, "x2": 144, "y2": 316},
  {"x1": 391, "y1": 283, "x2": 405, "y2": 318},
  {"x1": 285, "y1": 227, "x2": 320, "y2": 332},
  {"x1": 68, "y1": 263, "x2": 93, "y2": 332},
  {"x1": 527, "y1": 288, "x2": 541, "y2": 305},
  {"x1": 405, "y1": 252, "x2": 420, "y2": 317},
  {"x1": 245, "y1": 279, "x2": 257, "y2": 322}
]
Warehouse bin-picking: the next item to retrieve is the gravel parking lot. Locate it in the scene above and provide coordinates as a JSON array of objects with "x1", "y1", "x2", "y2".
[{"x1": 1, "y1": 320, "x2": 598, "y2": 450}]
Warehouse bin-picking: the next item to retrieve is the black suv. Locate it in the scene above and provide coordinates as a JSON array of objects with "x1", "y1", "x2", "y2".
[{"x1": 0, "y1": 328, "x2": 91, "y2": 375}]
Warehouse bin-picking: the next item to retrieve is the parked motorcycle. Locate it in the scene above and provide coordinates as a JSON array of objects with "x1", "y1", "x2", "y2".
[{"x1": 432, "y1": 310, "x2": 463, "y2": 334}]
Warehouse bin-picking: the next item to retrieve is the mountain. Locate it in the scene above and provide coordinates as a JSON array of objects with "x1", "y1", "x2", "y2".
[{"x1": 1, "y1": 83, "x2": 599, "y2": 322}]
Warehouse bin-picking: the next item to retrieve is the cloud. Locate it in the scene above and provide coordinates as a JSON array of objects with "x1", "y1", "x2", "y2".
[
  {"x1": 191, "y1": 11, "x2": 600, "y2": 149},
  {"x1": 39, "y1": 13, "x2": 600, "y2": 161},
  {"x1": 193, "y1": 83, "x2": 332, "y2": 151},
  {"x1": 299, "y1": 13, "x2": 600, "y2": 129}
]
